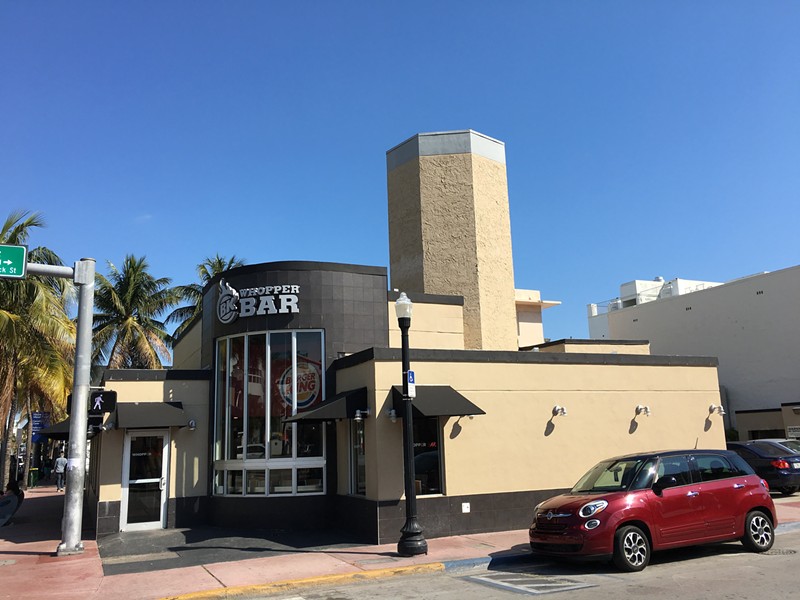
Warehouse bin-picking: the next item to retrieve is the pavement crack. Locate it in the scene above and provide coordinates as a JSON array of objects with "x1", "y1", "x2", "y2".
[{"x1": 203, "y1": 564, "x2": 227, "y2": 588}]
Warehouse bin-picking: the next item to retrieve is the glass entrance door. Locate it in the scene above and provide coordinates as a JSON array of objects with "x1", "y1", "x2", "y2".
[{"x1": 122, "y1": 430, "x2": 169, "y2": 531}]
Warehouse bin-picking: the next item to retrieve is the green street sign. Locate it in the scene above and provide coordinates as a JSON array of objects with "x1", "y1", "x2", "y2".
[{"x1": 0, "y1": 244, "x2": 28, "y2": 279}]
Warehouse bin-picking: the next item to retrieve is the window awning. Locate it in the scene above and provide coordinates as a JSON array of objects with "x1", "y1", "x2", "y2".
[
  {"x1": 391, "y1": 385, "x2": 485, "y2": 418},
  {"x1": 284, "y1": 387, "x2": 368, "y2": 422},
  {"x1": 115, "y1": 402, "x2": 189, "y2": 429}
]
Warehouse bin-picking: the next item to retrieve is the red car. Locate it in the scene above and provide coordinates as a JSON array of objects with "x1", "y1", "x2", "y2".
[{"x1": 529, "y1": 449, "x2": 776, "y2": 571}]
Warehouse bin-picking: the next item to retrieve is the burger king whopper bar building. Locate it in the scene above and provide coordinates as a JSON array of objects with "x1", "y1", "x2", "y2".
[{"x1": 76, "y1": 131, "x2": 725, "y2": 543}]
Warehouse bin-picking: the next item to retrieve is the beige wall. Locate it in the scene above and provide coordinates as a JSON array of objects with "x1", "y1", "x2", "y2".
[
  {"x1": 172, "y1": 321, "x2": 202, "y2": 369},
  {"x1": 387, "y1": 133, "x2": 518, "y2": 351},
  {"x1": 537, "y1": 341, "x2": 651, "y2": 355},
  {"x1": 735, "y1": 411, "x2": 785, "y2": 441},
  {"x1": 338, "y1": 356, "x2": 724, "y2": 501},
  {"x1": 98, "y1": 379, "x2": 210, "y2": 503},
  {"x1": 387, "y1": 301, "x2": 464, "y2": 350}
]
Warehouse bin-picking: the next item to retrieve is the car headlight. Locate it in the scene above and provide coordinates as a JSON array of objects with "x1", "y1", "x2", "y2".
[{"x1": 579, "y1": 500, "x2": 608, "y2": 518}]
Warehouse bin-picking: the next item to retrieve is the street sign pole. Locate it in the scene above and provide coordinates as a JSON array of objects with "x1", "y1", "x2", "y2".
[{"x1": 26, "y1": 258, "x2": 96, "y2": 556}]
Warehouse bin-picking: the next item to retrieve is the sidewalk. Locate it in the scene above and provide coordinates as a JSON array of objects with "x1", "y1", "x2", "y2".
[{"x1": 3, "y1": 483, "x2": 800, "y2": 600}]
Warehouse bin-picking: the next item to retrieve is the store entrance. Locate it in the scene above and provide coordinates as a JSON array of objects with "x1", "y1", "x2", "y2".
[{"x1": 121, "y1": 430, "x2": 169, "y2": 531}]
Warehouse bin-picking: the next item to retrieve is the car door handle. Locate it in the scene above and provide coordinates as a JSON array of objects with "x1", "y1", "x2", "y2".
[
  {"x1": 687, "y1": 491, "x2": 700, "y2": 497},
  {"x1": 733, "y1": 483, "x2": 745, "y2": 489}
]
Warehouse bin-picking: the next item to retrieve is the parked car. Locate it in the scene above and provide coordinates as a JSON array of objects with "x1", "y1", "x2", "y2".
[
  {"x1": 529, "y1": 449, "x2": 776, "y2": 572},
  {"x1": 235, "y1": 443, "x2": 266, "y2": 459},
  {"x1": 727, "y1": 440, "x2": 800, "y2": 496}
]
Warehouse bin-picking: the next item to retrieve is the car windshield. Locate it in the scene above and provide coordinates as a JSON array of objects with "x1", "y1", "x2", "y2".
[
  {"x1": 570, "y1": 458, "x2": 652, "y2": 493},
  {"x1": 751, "y1": 441, "x2": 794, "y2": 457}
]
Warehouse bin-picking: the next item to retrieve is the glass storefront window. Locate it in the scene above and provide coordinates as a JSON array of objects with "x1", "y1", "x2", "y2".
[
  {"x1": 351, "y1": 420, "x2": 366, "y2": 495},
  {"x1": 214, "y1": 330, "x2": 326, "y2": 496},
  {"x1": 413, "y1": 417, "x2": 442, "y2": 495},
  {"x1": 227, "y1": 470, "x2": 243, "y2": 495},
  {"x1": 246, "y1": 470, "x2": 266, "y2": 495},
  {"x1": 269, "y1": 469, "x2": 293, "y2": 494},
  {"x1": 228, "y1": 337, "x2": 245, "y2": 460},
  {"x1": 214, "y1": 470, "x2": 225, "y2": 495},
  {"x1": 297, "y1": 467, "x2": 323, "y2": 494}
]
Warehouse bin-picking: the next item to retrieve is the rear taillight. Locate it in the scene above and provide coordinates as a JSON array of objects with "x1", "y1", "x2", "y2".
[{"x1": 771, "y1": 459, "x2": 791, "y2": 469}]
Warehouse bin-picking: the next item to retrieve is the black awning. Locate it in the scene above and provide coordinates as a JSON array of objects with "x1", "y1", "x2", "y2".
[
  {"x1": 284, "y1": 387, "x2": 368, "y2": 422},
  {"x1": 391, "y1": 385, "x2": 485, "y2": 417},
  {"x1": 115, "y1": 402, "x2": 188, "y2": 429},
  {"x1": 39, "y1": 418, "x2": 71, "y2": 440}
]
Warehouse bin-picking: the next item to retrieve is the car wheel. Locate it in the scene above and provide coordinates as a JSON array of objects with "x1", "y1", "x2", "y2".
[
  {"x1": 741, "y1": 510, "x2": 774, "y2": 552},
  {"x1": 778, "y1": 486, "x2": 798, "y2": 497},
  {"x1": 613, "y1": 525, "x2": 650, "y2": 572}
]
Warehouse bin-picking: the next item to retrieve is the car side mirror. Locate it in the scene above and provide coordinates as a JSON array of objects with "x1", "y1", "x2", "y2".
[{"x1": 652, "y1": 476, "x2": 677, "y2": 496}]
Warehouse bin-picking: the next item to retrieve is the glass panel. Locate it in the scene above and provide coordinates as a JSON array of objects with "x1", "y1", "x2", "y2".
[
  {"x1": 295, "y1": 331, "x2": 324, "y2": 411},
  {"x1": 247, "y1": 335, "x2": 267, "y2": 458},
  {"x1": 269, "y1": 332, "x2": 293, "y2": 457},
  {"x1": 269, "y1": 469, "x2": 293, "y2": 494},
  {"x1": 214, "y1": 470, "x2": 225, "y2": 495},
  {"x1": 129, "y1": 436, "x2": 163, "y2": 481},
  {"x1": 128, "y1": 482, "x2": 162, "y2": 523},
  {"x1": 227, "y1": 470, "x2": 243, "y2": 495},
  {"x1": 413, "y1": 417, "x2": 441, "y2": 495},
  {"x1": 246, "y1": 470, "x2": 266, "y2": 495},
  {"x1": 215, "y1": 339, "x2": 227, "y2": 461},
  {"x1": 297, "y1": 467, "x2": 323, "y2": 494},
  {"x1": 351, "y1": 420, "x2": 366, "y2": 495},
  {"x1": 298, "y1": 422, "x2": 323, "y2": 457},
  {"x1": 228, "y1": 337, "x2": 245, "y2": 460}
]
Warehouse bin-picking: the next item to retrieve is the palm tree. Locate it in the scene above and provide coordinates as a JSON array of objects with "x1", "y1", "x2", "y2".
[
  {"x1": 92, "y1": 255, "x2": 180, "y2": 369},
  {"x1": 167, "y1": 254, "x2": 246, "y2": 338},
  {"x1": 0, "y1": 210, "x2": 74, "y2": 489}
]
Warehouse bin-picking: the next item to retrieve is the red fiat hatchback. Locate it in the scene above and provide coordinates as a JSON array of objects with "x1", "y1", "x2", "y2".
[{"x1": 529, "y1": 449, "x2": 776, "y2": 571}]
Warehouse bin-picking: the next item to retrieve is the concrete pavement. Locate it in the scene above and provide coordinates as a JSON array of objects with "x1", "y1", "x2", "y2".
[{"x1": 2, "y1": 483, "x2": 800, "y2": 600}]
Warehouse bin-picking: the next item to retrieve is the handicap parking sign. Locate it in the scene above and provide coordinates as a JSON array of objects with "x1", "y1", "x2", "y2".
[{"x1": 407, "y1": 370, "x2": 416, "y2": 398}]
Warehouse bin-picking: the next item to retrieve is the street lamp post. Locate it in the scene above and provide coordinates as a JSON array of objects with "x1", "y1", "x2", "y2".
[{"x1": 395, "y1": 292, "x2": 428, "y2": 556}]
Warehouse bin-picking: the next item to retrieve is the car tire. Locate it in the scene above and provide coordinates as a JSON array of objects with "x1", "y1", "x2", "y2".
[
  {"x1": 741, "y1": 510, "x2": 774, "y2": 552},
  {"x1": 778, "y1": 486, "x2": 798, "y2": 497},
  {"x1": 613, "y1": 525, "x2": 650, "y2": 572}
]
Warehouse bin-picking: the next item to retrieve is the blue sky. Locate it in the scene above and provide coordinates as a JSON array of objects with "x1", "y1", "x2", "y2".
[{"x1": 2, "y1": 2, "x2": 798, "y2": 341}]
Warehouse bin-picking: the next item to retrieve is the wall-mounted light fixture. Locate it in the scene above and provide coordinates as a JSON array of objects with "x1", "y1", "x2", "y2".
[
  {"x1": 636, "y1": 405, "x2": 651, "y2": 417},
  {"x1": 187, "y1": 419, "x2": 197, "y2": 431},
  {"x1": 552, "y1": 405, "x2": 567, "y2": 417},
  {"x1": 709, "y1": 404, "x2": 726, "y2": 416},
  {"x1": 386, "y1": 408, "x2": 397, "y2": 423},
  {"x1": 354, "y1": 409, "x2": 370, "y2": 423}
]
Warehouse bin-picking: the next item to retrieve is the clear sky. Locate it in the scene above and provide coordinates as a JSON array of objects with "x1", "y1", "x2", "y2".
[{"x1": 2, "y1": 2, "x2": 798, "y2": 341}]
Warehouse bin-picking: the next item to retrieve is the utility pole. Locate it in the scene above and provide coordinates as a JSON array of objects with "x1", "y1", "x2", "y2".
[{"x1": 24, "y1": 258, "x2": 96, "y2": 556}]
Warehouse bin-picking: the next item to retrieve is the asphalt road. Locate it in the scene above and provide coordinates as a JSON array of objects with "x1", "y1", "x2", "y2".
[{"x1": 254, "y1": 526, "x2": 800, "y2": 600}]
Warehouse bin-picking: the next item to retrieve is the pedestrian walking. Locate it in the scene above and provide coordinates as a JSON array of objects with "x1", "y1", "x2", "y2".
[{"x1": 54, "y1": 452, "x2": 68, "y2": 491}]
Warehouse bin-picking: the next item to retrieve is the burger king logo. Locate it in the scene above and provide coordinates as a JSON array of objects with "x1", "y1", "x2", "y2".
[
  {"x1": 217, "y1": 279, "x2": 240, "y2": 324},
  {"x1": 278, "y1": 358, "x2": 321, "y2": 410}
]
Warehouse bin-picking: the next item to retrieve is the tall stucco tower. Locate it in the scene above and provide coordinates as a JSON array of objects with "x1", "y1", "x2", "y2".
[{"x1": 387, "y1": 130, "x2": 518, "y2": 350}]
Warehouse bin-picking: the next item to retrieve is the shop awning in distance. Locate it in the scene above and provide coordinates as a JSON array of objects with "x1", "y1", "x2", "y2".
[
  {"x1": 284, "y1": 387, "x2": 368, "y2": 422},
  {"x1": 39, "y1": 418, "x2": 71, "y2": 440},
  {"x1": 391, "y1": 385, "x2": 485, "y2": 417},
  {"x1": 115, "y1": 402, "x2": 188, "y2": 429}
]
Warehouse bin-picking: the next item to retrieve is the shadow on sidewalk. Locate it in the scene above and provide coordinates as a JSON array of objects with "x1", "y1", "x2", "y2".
[{"x1": 0, "y1": 487, "x2": 65, "y2": 545}]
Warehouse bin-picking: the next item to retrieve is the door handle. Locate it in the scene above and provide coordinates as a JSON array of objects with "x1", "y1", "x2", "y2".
[
  {"x1": 687, "y1": 491, "x2": 700, "y2": 497},
  {"x1": 733, "y1": 483, "x2": 745, "y2": 489},
  {"x1": 160, "y1": 477, "x2": 165, "y2": 491}
]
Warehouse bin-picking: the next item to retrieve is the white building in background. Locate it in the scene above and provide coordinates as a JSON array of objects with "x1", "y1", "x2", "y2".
[{"x1": 587, "y1": 265, "x2": 800, "y2": 440}]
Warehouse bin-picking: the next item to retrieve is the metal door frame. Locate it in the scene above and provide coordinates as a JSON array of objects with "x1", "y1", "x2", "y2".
[{"x1": 120, "y1": 429, "x2": 170, "y2": 532}]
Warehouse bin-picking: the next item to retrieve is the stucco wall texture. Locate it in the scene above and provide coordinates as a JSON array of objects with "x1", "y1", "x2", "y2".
[{"x1": 388, "y1": 138, "x2": 518, "y2": 351}]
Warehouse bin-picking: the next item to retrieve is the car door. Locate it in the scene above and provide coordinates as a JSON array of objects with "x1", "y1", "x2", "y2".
[
  {"x1": 649, "y1": 454, "x2": 707, "y2": 547},
  {"x1": 692, "y1": 453, "x2": 743, "y2": 538}
]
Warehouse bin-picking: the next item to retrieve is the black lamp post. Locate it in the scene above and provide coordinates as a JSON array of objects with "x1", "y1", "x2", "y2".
[{"x1": 395, "y1": 292, "x2": 428, "y2": 556}]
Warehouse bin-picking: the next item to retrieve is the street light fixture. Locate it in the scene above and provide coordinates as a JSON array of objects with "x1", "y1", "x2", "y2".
[{"x1": 395, "y1": 292, "x2": 428, "y2": 556}]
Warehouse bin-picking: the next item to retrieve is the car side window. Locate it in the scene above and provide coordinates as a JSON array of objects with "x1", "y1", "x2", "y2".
[
  {"x1": 728, "y1": 453, "x2": 756, "y2": 476},
  {"x1": 695, "y1": 454, "x2": 736, "y2": 481},
  {"x1": 731, "y1": 447, "x2": 758, "y2": 460},
  {"x1": 655, "y1": 455, "x2": 692, "y2": 488}
]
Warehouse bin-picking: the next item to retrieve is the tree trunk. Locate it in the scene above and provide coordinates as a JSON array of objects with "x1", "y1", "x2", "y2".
[
  {"x1": 22, "y1": 393, "x2": 33, "y2": 490},
  {"x1": 0, "y1": 355, "x2": 19, "y2": 490}
]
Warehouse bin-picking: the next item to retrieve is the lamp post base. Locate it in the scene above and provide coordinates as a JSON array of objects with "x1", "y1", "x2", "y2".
[{"x1": 398, "y1": 517, "x2": 428, "y2": 556}]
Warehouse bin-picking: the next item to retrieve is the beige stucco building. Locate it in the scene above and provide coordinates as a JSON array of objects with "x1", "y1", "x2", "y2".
[{"x1": 57, "y1": 130, "x2": 727, "y2": 543}]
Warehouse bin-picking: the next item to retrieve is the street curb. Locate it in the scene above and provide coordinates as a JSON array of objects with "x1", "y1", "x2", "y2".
[{"x1": 160, "y1": 562, "x2": 446, "y2": 600}]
